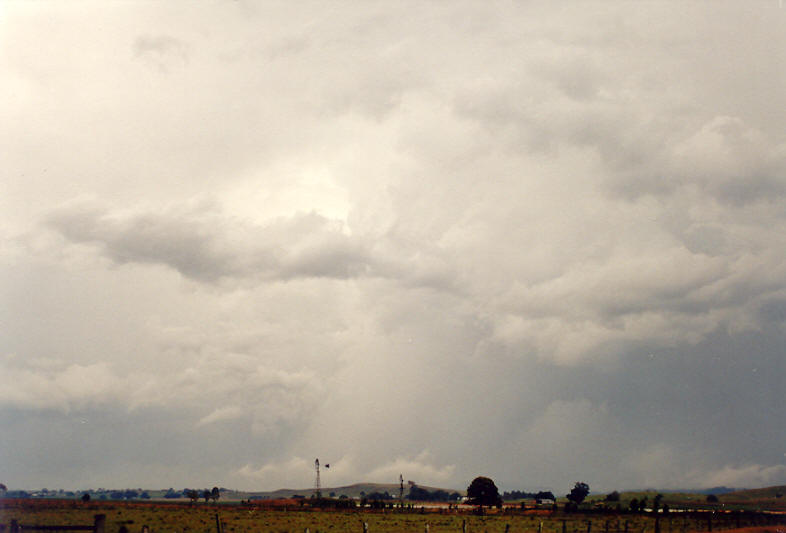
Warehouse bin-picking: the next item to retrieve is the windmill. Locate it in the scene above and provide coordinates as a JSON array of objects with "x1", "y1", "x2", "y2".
[
  {"x1": 314, "y1": 458, "x2": 321, "y2": 498},
  {"x1": 314, "y1": 458, "x2": 330, "y2": 499},
  {"x1": 399, "y1": 474, "x2": 404, "y2": 507}
]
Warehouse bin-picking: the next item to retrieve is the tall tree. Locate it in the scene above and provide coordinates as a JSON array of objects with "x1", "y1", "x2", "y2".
[
  {"x1": 566, "y1": 482, "x2": 590, "y2": 506},
  {"x1": 467, "y1": 476, "x2": 501, "y2": 512}
]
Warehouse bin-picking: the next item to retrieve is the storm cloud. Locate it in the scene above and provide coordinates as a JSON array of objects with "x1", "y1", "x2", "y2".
[{"x1": 2, "y1": 1, "x2": 786, "y2": 493}]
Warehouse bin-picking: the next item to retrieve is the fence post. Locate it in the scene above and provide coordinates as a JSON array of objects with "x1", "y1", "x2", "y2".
[
  {"x1": 363, "y1": 521, "x2": 369, "y2": 533},
  {"x1": 215, "y1": 513, "x2": 222, "y2": 533},
  {"x1": 540, "y1": 521, "x2": 544, "y2": 533},
  {"x1": 425, "y1": 524, "x2": 429, "y2": 533},
  {"x1": 655, "y1": 516, "x2": 660, "y2": 533},
  {"x1": 10, "y1": 521, "x2": 19, "y2": 533},
  {"x1": 505, "y1": 525, "x2": 510, "y2": 533},
  {"x1": 563, "y1": 519, "x2": 568, "y2": 533},
  {"x1": 587, "y1": 521, "x2": 592, "y2": 533},
  {"x1": 93, "y1": 515, "x2": 106, "y2": 533},
  {"x1": 707, "y1": 515, "x2": 712, "y2": 532},
  {"x1": 462, "y1": 519, "x2": 467, "y2": 533},
  {"x1": 624, "y1": 521, "x2": 629, "y2": 533}
]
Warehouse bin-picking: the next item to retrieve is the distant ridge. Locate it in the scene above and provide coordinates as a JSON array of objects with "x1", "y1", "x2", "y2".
[
  {"x1": 621, "y1": 487, "x2": 742, "y2": 496},
  {"x1": 226, "y1": 482, "x2": 465, "y2": 501},
  {"x1": 721, "y1": 485, "x2": 786, "y2": 500}
]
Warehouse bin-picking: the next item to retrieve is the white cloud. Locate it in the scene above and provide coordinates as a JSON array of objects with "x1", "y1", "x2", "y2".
[
  {"x1": 672, "y1": 117, "x2": 786, "y2": 199},
  {"x1": 235, "y1": 457, "x2": 312, "y2": 489},
  {"x1": 196, "y1": 406, "x2": 244, "y2": 427},
  {"x1": 234, "y1": 452, "x2": 455, "y2": 491},
  {"x1": 702, "y1": 464, "x2": 786, "y2": 488},
  {"x1": 133, "y1": 34, "x2": 190, "y2": 72},
  {"x1": 0, "y1": 358, "x2": 138, "y2": 412},
  {"x1": 365, "y1": 451, "x2": 456, "y2": 485}
]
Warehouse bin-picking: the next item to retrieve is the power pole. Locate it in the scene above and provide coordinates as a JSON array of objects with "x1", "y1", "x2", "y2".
[{"x1": 399, "y1": 474, "x2": 404, "y2": 507}]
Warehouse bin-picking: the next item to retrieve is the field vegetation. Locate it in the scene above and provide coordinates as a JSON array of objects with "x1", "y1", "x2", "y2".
[{"x1": 2, "y1": 497, "x2": 785, "y2": 533}]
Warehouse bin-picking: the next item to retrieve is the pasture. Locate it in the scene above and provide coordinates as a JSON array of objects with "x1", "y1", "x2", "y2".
[{"x1": 1, "y1": 499, "x2": 783, "y2": 533}]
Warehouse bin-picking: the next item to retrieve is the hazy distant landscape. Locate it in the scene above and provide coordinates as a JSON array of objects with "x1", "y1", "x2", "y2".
[
  {"x1": 3, "y1": 483, "x2": 775, "y2": 503},
  {"x1": 3, "y1": 483, "x2": 786, "y2": 533},
  {"x1": 6, "y1": 483, "x2": 786, "y2": 505}
]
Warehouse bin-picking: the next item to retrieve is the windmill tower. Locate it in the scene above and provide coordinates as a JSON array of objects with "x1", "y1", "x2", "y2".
[
  {"x1": 399, "y1": 474, "x2": 404, "y2": 507},
  {"x1": 314, "y1": 458, "x2": 321, "y2": 499}
]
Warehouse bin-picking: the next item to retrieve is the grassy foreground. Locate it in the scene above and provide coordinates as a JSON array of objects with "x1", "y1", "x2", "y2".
[{"x1": 1, "y1": 499, "x2": 784, "y2": 533}]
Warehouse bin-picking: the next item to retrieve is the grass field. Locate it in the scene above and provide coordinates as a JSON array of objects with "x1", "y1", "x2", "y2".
[{"x1": 2, "y1": 499, "x2": 785, "y2": 533}]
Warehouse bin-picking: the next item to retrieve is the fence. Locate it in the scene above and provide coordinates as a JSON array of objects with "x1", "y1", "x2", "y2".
[
  {"x1": 0, "y1": 514, "x2": 105, "y2": 533},
  {"x1": 551, "y1": 512, "x2": 786, "y2": 533},
  {"x1": 350, "y1": 512, "x2": 786, "y2": 533}
]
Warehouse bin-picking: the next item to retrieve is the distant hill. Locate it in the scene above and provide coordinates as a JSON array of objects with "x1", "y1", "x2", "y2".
[
  {"x1": 586, "y1": 486, "x2": 786, "y2": 512},
  {"x1": 684, "y1": 487, "x2": 740, "y2": 496},
  {"x1": 609, "y1": 487, "x2": 740, "y2": 497},
  {"x1": 719, "y1": 485, "x2": 786, "y2": 501},
  {"x1": 227, "y1": 482, "x2": 465, "y2": 501}
]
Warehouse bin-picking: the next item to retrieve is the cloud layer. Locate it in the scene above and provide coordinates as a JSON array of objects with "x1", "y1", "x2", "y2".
[{"x1": 2, "y1": 1, "x2": 786, "y2": 492}]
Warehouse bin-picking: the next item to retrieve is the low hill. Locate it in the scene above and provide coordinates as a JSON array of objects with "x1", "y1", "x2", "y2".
[
  {"x1": 584, "y1": 487, "x2": 786, "y2": 512},
  {"x1": 229, "y1": 482, "x2": 464, "y2": 501},
  {"x1": 720, "y1": 486, "x2": 786, "y2": 501}
]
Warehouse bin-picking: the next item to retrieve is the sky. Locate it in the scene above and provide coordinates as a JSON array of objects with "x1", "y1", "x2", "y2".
[{"x1": 2, "y1": 1, "x2": 786, "y2": 494}]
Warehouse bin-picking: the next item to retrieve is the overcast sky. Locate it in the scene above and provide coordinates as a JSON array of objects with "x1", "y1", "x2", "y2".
[{"x1": 2, "y1": 1, "x2": 786, "y2": 494}]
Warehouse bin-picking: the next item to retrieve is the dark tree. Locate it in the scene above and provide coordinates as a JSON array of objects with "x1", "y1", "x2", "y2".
[
  {"x1": 605, "y1": 491, "x2": 620, "y2": 502},
  {"x1": 566, "y1": 482, "x2": 590, "y2": 506},
  {"x1": 638, "y1": 497, "x2": 648, "y2": 512},
  {"x1": 653, "y1": 494, "x2": 663, "y2": 513},
  {"x1": 202, "y1": 489, "x2": 211, "y2": 503},
  {"x1": 629, "y1": 498, "x2": 639, "y2": 512},
  {"x1": 211, "y1": 487, "x2": 220, "y2": 503},
  {"x1": 536, "y1": 491, "x2": 556, "y2": 501},
  {"x1": 467, "y1": 476, "x2": 501, "y2": 511},
  {"x1": 706, "y1": 494, "x2": 719, "y2": 503},
  {"x1": 407, "y1": 485, "x2": 456, "y2": 502},
  {"x1": 186, "y1": 489, "x2": 199, "y2": 503},
  {"x1": 81, "y1": 493, "x2": 91, "y2": 503}
]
